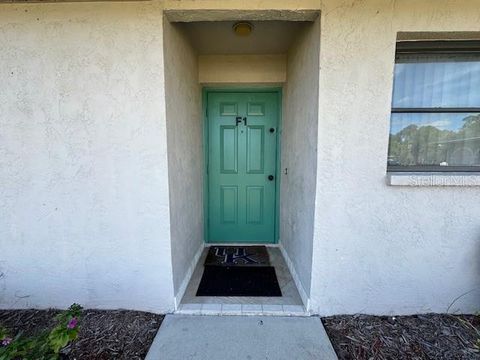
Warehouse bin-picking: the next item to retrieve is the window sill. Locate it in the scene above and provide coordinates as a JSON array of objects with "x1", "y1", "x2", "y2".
[{"x1": 386, "y1": 172, "x2": 480, "y2": 187}]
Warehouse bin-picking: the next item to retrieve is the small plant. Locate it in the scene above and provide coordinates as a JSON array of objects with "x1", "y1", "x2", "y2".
[{"x1": 0, "y1": 303, "x2": 83, "y2": 360}]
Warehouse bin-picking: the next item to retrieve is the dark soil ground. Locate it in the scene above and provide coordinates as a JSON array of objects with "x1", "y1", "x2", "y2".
[
  {"x1": 0, "y1": 309, "x2": 163, "y2": 360},
  {"x1": 323, "y1": 314, "x2": 480, "y2": 359}
]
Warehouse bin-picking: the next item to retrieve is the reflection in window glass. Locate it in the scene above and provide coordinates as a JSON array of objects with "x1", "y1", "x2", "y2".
[
  {"x1": 388, "y1": 113, "x2": 480, "y2": 167},
  {"x1": 388, "y1": 46, "x2": 480, "y2": 171}
]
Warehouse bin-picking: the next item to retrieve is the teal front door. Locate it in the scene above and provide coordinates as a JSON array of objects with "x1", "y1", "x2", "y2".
[{"x1": 207, "y1": 91, "x2": 279, "y2": 243}]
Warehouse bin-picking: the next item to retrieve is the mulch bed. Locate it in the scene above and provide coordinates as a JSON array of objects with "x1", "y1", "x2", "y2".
[
  {"x1": 2, "y1": 310, "x2": 479, "y2": 359},
  {"x1": 0, "y1": 309, "x2": 163, "y2": 360},
  {"x1": 323, "y1": 314, "x2": 480, "y2": 359}
]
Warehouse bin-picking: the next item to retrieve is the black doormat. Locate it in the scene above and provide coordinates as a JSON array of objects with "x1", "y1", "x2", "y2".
[
  {"x1": 196, "y1": 266, "x2": 282, "y2": 297},
  {"x1": 204, "y1": 246, "x2": 270, "y2": 267}
]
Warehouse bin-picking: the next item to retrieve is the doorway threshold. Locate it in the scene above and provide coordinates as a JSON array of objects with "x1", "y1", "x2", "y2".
[{"x1": 177, "y1": 246, "x2": 307, "y2": 316}]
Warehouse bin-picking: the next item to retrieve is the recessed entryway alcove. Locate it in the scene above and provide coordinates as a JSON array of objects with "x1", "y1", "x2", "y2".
[{"x1": 163, "y1": 9, "x2": 320, "y2": 315}]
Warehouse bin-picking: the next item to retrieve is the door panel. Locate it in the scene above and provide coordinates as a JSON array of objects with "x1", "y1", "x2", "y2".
[
  {"x1": 246, "y1": 126, "x2": 265, "y2": 174},
  {"x1": 207, "y1": 92, "x2": 278, "y2": 243},
  {"x1": 246, "y1": 186, "x2": 264, "y2": 224},
  {"x1": 220, "y1": 126, "x2": 238, "y2": 174},
  {"x1": 220, "y1": 186, "x2": 238, "y2": 224}
]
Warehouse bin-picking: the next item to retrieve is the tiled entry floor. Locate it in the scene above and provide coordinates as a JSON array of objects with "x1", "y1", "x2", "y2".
[{"x1": 178, "y1": 246, "x2": 306, "y2": 316}]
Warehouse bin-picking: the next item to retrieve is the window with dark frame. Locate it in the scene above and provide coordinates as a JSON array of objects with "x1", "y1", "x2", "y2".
[{"x1": 388, "y1": 41, "x2": 480, "y2": 172}]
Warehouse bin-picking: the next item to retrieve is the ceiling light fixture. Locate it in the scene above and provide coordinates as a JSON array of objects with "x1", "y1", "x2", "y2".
[{"x1": 233, "y1": 22, "x2": 253, "y2": 36}]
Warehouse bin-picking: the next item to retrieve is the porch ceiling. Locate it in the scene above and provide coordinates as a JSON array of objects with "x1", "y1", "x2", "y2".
[{"x1": 182, "y1": 21, "x2": 308, "y2": 55}]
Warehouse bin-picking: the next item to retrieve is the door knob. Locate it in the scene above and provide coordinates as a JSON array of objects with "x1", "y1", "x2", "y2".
[{"x1": 268, "y1": 175, "x2": 274, "y2": 181}]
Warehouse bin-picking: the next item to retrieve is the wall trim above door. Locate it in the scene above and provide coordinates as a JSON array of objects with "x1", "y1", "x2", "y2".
[{"x1": 164, "y1": 9, "x2": 320, "y2": 22}]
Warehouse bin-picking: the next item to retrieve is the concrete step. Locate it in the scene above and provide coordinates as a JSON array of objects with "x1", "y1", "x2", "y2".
[{"x1": 146, "y1": 314, "x2": 338, "y2": 360}]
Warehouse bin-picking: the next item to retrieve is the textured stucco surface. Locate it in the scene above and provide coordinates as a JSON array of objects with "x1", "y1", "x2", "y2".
[
  {"x1": 310, "y1": 0, "x2": 480, "y2": 315},
  {"x1": 280, "y1": 19, "x2": 320, "y2": 301},
  {"x1": 0, "y1": 2, "x2": 175, "y2": 312},
  {"x1": 163, "y1": 0, "x2": 320, "y2": 11},
  {"x1": 164, "y1": 9, "x2": 320, "y2": 22},
  {"x1": 1, "y1": 0, "x2": 480, "y2": 316},
  {"x1": 163, "y1": 19, "x2": 203, "y2": 297}
]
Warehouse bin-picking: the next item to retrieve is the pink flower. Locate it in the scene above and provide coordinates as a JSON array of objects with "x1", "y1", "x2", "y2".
[
  {"x1": 67, "y1": 317, "x2": 78, "y2": 329},
  {"x1": 1, "y1": 337, "x2": 12, "y2": 346}
]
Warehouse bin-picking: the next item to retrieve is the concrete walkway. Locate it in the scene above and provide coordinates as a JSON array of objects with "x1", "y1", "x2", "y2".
[{"x1": 146, "y1": 314, "x2": 338, "y2": 360}]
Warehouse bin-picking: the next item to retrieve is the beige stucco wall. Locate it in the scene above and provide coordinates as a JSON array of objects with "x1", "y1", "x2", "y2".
[
  {"x1": 199, "y1": 55, "x2": 286, "y2": 84},
  {"x1": 172, "y1": 0, "x2": 480, "y2": 316},
  {"x1": 0, "y1": 1, "x2": 175, "y2": 312},
  {"x1": 1, "y1": 0, "x2": 480, "y2": 316},
  {"x1": 311, "y1": 0, "x2": 480, "y2": 316},
  {"x1": 280, "y1": 18, "x2": 320, "y2": 307},
  {"x1": 0, "y1": 0, "x2": 321, "y2": 312},
  {"x1": 163, "y1": 19, "x2": 204, "y2": 305}
]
